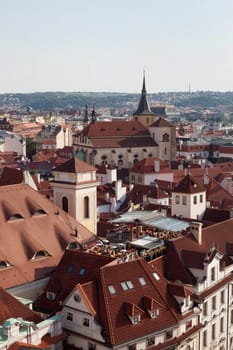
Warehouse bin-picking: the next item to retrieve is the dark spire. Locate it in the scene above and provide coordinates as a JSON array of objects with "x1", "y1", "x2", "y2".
[
  {"x1": 133, "y1": 71, "x2": 154, "y2": 116},
  {"x1": 84, "y1": 105, "x2": 89, "y2": 122},
  {"x1": 91, "y1": 105, "x2": 97, "y2": 123}
]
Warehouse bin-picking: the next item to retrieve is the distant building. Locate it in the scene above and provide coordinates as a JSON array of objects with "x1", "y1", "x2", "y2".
[{"x1": 73, "y1": 75, "x2": 176, "y2": 167}]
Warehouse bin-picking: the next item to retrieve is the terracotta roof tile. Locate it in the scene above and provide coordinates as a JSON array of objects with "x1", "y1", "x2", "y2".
[
  {"x1": 54, "y1": 157, "x2": 96, "y2": 173},
  {"x1": 151, "y1": 117, "x2": 172, "y2": 128},
  {"x1": 173, "y1": 174, "x2": 205, "y2": 194},
  {"x1": 0, "y1": 184, "x2": 95, "y2": 289},
  {"x1": 0, "y1": 287, "x2": 42, "y2": 324}
]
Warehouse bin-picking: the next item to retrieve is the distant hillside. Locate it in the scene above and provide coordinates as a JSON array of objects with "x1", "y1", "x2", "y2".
[{"x1": 0, "y1": 91, "x2": 232, "y2": 111}]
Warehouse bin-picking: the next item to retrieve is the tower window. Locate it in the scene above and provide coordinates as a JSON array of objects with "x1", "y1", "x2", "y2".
[
  {"x1": 62, "y1": 196, "x2": 69, "y2": 213},
  {"x1": 84, "y1": 196, "x2": 90, "y2": 218}
]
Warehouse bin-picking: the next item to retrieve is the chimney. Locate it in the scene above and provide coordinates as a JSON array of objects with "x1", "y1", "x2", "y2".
[
  {"x1": 190, "y1": 222, "x2": 203, "y2": 244},
  {"x1": 154, "y1": 159, "x2": 160, "y2": 172}
]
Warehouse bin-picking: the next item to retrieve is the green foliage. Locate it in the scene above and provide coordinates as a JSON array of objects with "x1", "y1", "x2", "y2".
[{"x1": 26, "y1": 137, "x2": 37, "y2": 160}]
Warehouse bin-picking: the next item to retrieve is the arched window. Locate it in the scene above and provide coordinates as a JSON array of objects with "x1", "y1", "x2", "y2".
[
  {"x1": 84, "y1": 196, "x2": 90, "y2": 219},
  {"x1": 62, "y1": 196, "x2": 69, "y2": 213}
]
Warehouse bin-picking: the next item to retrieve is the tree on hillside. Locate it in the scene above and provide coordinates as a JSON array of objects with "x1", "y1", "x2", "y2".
[{"x1": 26, "y1": 137, "x2": 37, "y2": 160}]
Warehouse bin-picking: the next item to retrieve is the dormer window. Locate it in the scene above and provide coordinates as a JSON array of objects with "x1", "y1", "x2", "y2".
[
  {"x1": 32, "y1": 250, "x2": 49, "y2": 260},
  {"x1": 138, "y1": 277, "x2": 146, "y2": 286},
  {"x1": 124, "y1": 302, "x2": 144, "y2": 325},
  {"x1": 8, "y1": 214, "x2": 23, "y2": 221},
  {"x1": 0, "y1": 260, "x2": 11, "y2": 269},
  {"x1": 108, "y1": 285, "x2": 116, "y2": 294},
  {"x1": 149, "y1": 309, "x2": 159, "y2": 318},
  {"x1": 33, "y1": 209, "x2": 47, "y2": 217},
  {"x1": 121, "y1": 280, "x2": 134, "y2": 291},
  {"x1": 131, "y1": 315, "x2": 141, "y2": 324},
  {"x1": 152, "y1": 272, "x2": 160, "y2": 281}
]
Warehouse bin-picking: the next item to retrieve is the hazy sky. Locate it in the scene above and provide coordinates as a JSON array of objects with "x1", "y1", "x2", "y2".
[{"x1": 0, "y1": 0, "x2": 233, "y2": 93}]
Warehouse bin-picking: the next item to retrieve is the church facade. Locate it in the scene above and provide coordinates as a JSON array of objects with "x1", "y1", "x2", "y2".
[{"x1": 73, "y1": 75, "x2": 176, "y2": 168}]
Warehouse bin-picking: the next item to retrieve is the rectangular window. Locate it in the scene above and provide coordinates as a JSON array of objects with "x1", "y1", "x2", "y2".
[
  {"x1": 88, "y1": 343, "x2": 96, "y2": 350},
  {"x1": 212, "y1": 323, "x2": 216, "y2": 340},
  {"x1": 182, "y1": 196, "x2": 187, "y2": 205},
  {"x1": 128, "y1": 345, "x2": 136, "y2": 350},
  {"x1": 200, "y1": 194, "x2": 203, "y2": 203},
  {"x1": 211, "y1": 267, "x2": 215, "y2": 281},
  {"x1": 132, "y1": 315, "x2": 141, "y2": 324},
  {"x1": 147, "y1": 337, "x2": 155, "y2": 347},
  {"x1": 203, "y1": 301, "x2": 208, "y2": 316},
  {"x1": 220, "y1": 317, "x2": 224, "y2": 333},
  {"x1": 83, "y1": 318, "x2": 90, "y2": 327},
  {"x1": 165, "y1": 330, "x2": 173, "y2": 340},
  {"x1": 203, "y1": 330, "x2": 207, "y2": 347},
  {"x1": 193, "y1": 196, "x2": 197, "y2": 204},
  {"x1": 212, "y1": 296, "x2": 216, "y2": 310},
  {"x1": 221, "y1": 290, "x2": 225, "y2": 304},
  {"x1": 231, "y1": 309, "x2": 233, "y2": 324},
  {"x1": 67, "y1": 312, "x2": 73, "y2": 321},
  {"x1": 175, "y1": 195, "x2": 180, "y2": 204}
]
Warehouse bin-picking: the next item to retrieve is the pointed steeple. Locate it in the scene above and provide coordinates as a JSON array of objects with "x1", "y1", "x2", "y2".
[
  {"x1": 133, "y1": 71, "x2": 154, "y2": 116},
  {"x1": 91, "y1": 105, "x2": 97, "y2": 123},
  {"x1": 84, "y1": 105, "x2": 89, "y2": 123}
]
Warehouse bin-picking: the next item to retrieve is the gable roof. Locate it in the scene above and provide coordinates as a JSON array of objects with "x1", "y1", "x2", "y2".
[
  {"x1": 206, "y1": 178, "x2": 233, "y2": 208},
  {"x1": 173, "y1": 174, "x2": 206, "y2": 194},
  {"x1": 95, "y1": 258, "x2": 187, "y2": 345},
  {"x1": 165, "y1": 218, "x2": 233, "y2": 285},
  {"x1": 34, "y1": 250, "x2": 115, "y2": 314},
  {"x1": 80, "y1": 120, "x2": 152, "y2": 138}
]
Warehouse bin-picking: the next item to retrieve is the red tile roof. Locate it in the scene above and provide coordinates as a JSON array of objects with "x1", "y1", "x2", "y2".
[
  {"x1": 173, "y1": 174, "x2": 205, "y2": 194},
  {"x1": 0, "y1": 287, "x2": 42, "y2": 324},
  {"x1": 76, "y1": 121, "x2": 158, "y2": 148},
  {"x1": 151, "y1": 117, "x2": 172, "y2": 128},
  {"x1": 0, "y1": 167, "x2": 24, "y2": 186},
  {"x1": 0, "y1": 184, "x2": 95, "y2": 289},
  {"x1": 34, "y1": 250, "x2": 115, "y2": 313},
  {"x1": 165, "y1": 218, "x2": 233, "y2": 285},
  {"x1": 53, "y1": 157, "x2": 96, "y2": 173},
  {"x1": 130, "y1": 157, "x2": 169, "y2": 174}
]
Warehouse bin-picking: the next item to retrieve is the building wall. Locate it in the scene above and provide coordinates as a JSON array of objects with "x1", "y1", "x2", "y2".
[
  {"x1": 149, "y1": 125, "x2": 175, "y2": 162},
  {"x1": 171, "y1": 191, "x2": 206, "y2": 219},
  {"x1": 133, "y1": 114, "x2": 156, "y2": 128}
]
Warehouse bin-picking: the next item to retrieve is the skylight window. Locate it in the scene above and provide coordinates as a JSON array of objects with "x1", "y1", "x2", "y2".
[
  {"x1": 138, "y1": 277, "x2": 146, "y2": 286},
  {"x1": 67, "y1": 265, "x2": 74, "y2": 273},
  {"x1": 152, "y1": 272, "x2": 160, "y2": 281},
  {"x1": 126, "y1": 280, "x2": 134, "y2": 289},
  {"x1": 108, "y1": 285, "x2": 116, "y2": 294},
  {"x1": 121, "y1": 280, "x2": 134, "y2": 291},
  {"x1": 79, "y1": 267, "x2": 85, "y2": 275}
]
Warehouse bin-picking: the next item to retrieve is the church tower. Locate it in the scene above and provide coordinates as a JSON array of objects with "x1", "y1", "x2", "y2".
[
  {"x1": 50, "y1": 158, "x2": 99, "y2": 234},
  {"x1": 133, "y1": 72, "x2": 156, "y2": 127}
]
